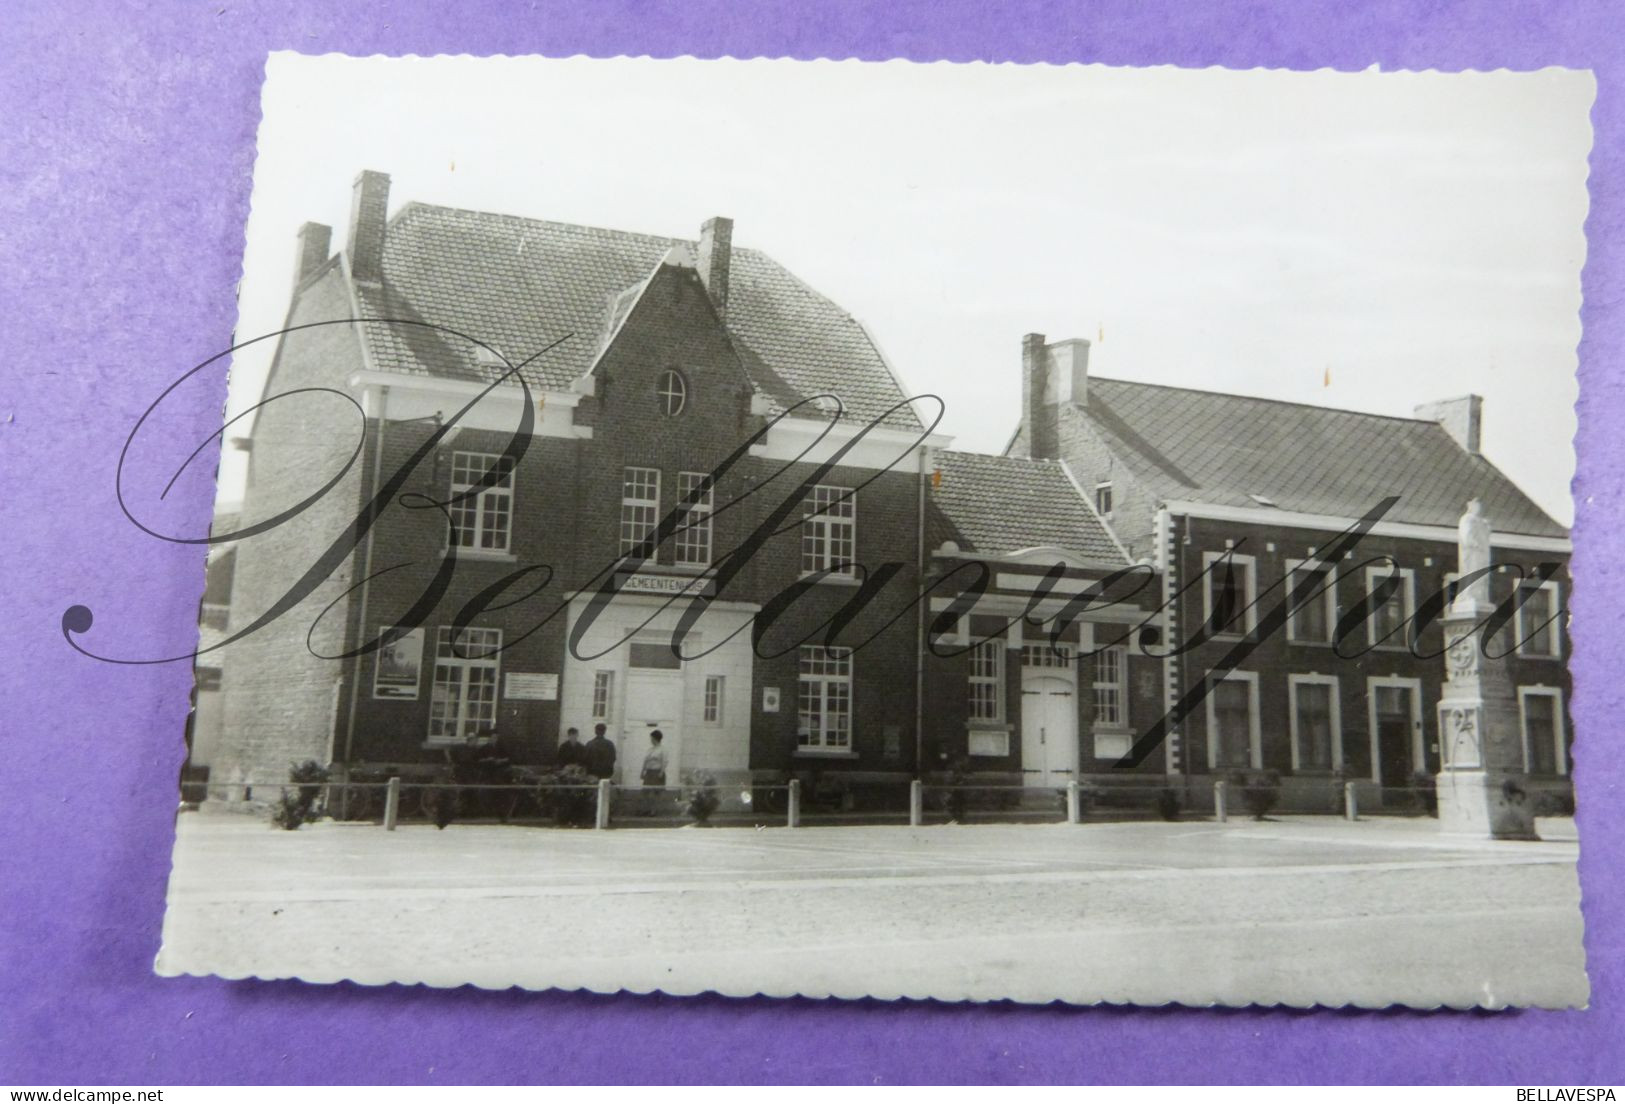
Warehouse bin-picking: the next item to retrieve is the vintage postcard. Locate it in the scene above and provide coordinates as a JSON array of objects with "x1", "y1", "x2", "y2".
[{"x1": 156, "y1": 54, "x2": 1593, "y2": 1007}]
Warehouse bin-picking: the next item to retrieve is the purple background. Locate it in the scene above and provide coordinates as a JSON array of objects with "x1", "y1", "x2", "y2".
[{"x1": 3, "y1": 0, "x2": 1621, "y2": 1084}]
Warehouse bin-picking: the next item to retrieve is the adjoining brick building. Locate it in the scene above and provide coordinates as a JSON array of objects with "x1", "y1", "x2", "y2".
[{"x1": 1007, "y1": 334, "x2": 1574, "y2": 811}]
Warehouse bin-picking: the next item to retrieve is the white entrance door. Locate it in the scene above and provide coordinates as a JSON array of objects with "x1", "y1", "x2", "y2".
[
  {"x1": 622, "y1": 671, "x2": 683, "y2": 788},
  {"x1": 1020, "y1": 674, "x2": 1078, "y2": 788}
]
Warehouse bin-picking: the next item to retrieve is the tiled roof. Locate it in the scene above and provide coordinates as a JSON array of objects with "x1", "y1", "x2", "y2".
[
  {"x1": 929, "y1": 450, "x2": 1126, "y2": 565},
  {"x1": 1075, "y1": 377, "x2": 1567, "y2": 538},
  {"x1": 350, "y1": 203, "x2": 921, "y2": 430}
]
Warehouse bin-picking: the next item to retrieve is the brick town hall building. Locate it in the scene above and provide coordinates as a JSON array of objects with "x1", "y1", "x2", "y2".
[
  {"x1": 205, "y1": 171, "x2": 1572, "y2": 814},
  {"x1": 209, "y1": 172, "x2": 1157, "y2": 802}
]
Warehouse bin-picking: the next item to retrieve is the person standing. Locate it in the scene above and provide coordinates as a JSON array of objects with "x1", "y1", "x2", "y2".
[
  {"x1": 583, "y1": 722, "x2": 617, "y2": 781},
  {"x1": 556, "y1": 726, "x2": 584, "y2": 769},
  {"x1": 639, "y1": 730, "x2": 669, "y2": 816}
]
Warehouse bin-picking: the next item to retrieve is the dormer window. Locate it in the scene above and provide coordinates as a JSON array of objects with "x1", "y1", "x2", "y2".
[
  {"x1": 656, "y1": 370, "x2": 688, "y2": 416},
  {"x1": 1095, "y1": 481, "x2": 1113, "y2": 518}
]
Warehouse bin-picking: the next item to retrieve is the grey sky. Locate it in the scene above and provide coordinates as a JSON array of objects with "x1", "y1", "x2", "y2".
[{"x1": 225, "y1": 55, "x2": 1594, "y2": 524}]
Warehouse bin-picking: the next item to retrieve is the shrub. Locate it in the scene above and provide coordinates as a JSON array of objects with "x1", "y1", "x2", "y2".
[
  {"x1": 685, "y1": 771, "x2": 721, "y2": 825},
  {"x1": 1156, "y1": 787, "x2": 1182, "y2": 822},
  {"x1": 270, "y1": 760, "x2": 330, "y2": 830},
  {"x1": 1231, "y1": 769, "x2": 1281, "y2": 820},
  {"x1": 422, "y1": 784, "x2": 460, "y2": 830},
  {"x1": 537, "y1": 764, "x2": 596, "y2": 827}
]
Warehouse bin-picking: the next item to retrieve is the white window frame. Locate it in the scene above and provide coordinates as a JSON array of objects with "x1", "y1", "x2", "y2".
[
  {"x1": 1285, "y1": 558, "x2": 1338, "y2": 644},
  {"x1": 1201, "y1": 551, "x2": 1258, "y2": 637},
  {"x1": 620, "y1": 467, "x2": 661, "y2": 556},
  {"x1": 591, "y1": 670, "x2": 614, "y2": 721},
  {"x1": 801, "y1": 485, "x2": 857, "y2": 578},
  {"x1": 1095, "y1": 481, "x2": 1114, "y2": 518},
  {"x1": 1091, "y1": 643, "x2": 1129, "y2": 729},
  {"x1": 675, "y1": 471, "x2": 714, "y2": 568},
  {"x1": 1515, "y1": 580, "x2": 1563, "y2": 659},
  {"x1": 1364, "y1": 564, "x2": 1417, "y2": 650},
  {"x1": 1518, "y1": 686, "x2": 1567, "y2": 776},
  {"x1": 968, "y1": 638, "x2": 1004, "y2": 724},
  {"x1": 656, "y1": 369, "x2": 688, "y2": 416},
  {"x1": 797, "y1": 645, "x2": 853, "y2": 752},
  {"x1": 448, "y1": 451, "x2": 515, "y2": 553},
  {"x1": 427, "y1": 626, "x2": 502, "y2": 745},
  {"x1": 1287, "y1": 674, "x2": 1343, "y2": 773},
  {"x1": 1364, "y1": 675, "x2": 1424, "y2": 785},
  {"x1": 703, "y1": 675, "x2": 725, "y2": 725},
  {"x1": 1205, "y1": 670, "x2": 1262, "y2": 771}
]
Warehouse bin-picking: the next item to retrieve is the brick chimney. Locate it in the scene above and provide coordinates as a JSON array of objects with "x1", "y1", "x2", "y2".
[
  {"x1": 697, "y1": 216, "x2": 733, "y2": 318},
  {"x1": 1022, "y1": 333, "x2": 1057, "y2": 459},
  {"x1": 1416, "y1": 394, "x2": 1483, "y2": 455},
  {"x1": 1047, "y1": 337, "x2": 1091, "y2": 405},
  {"x1": 347, "y1": 170, "x2": 391, "y2": 285},
  {"x1": 293, "y1": 221, "x2": 332, "y2": 291}
]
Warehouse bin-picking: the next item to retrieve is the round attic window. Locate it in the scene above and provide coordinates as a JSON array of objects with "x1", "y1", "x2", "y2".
[{"x1": 656, "y1": 370, "x2": 688, "y2": 416}]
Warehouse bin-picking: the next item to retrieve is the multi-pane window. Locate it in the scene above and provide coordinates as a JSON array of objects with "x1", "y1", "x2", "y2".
[
  {"x1": 1287, "y1": 562, "x2": 1336, "y2": 644},
  {"x1": 1203, "y1": 552, "x2": 1257, "y2": 636},
  {"x1": 591, "y1": 671, "x2": 614, "y2": 720},
  {"x1": 675, "y1": 471, "x2": 714, "y2": 567},
  {"x1": 801, "y1": 485, "x2": 856, "y2": 577},
  {"x1": 704, "y1": 675, "x2": 725, "y2": 724},
  {"x1": 1209, "y1": 675, "x2": 1256, "y2": 770},
  {"x1": 428, "y1": 626, "x2": 501, "y2": 743},
  {"x1": 797, "y1": 645, "x2": 852, "y2": 750},
  {"x1": 1516, "y1": 581, "x2": 1561, "y2": 658},
  {"x1": 1520, "y1": 688, "x2": 1564, "y2": 775},
  {"x1": 656, "y1": 369, "x2": 687, "y2": 416},
  {"x1": 620, "y1": 467, "x2": 661, "y2": 556},
  {"x1": 1290, "y1": 677, "x2": 1338, "y2": 772},
  {"x1": 1095, "y1": 482, "x2": 1113, "y2": 518},
  {"x1": 1365, "y1": 565, "x2": 1416, "y2": 648},
  {"x1": 1021, "y1": 643, "x2": 1074, "y2": 668},
  {"x1": 449, "y1": 452, "x2": 514, "y2": 552},
  {"x1": 968, "y1": 639, "x2": 1004, "y2": 722},
  {"x1": 1092, "y1": 644, "x2": 1128, "y2": 727}
]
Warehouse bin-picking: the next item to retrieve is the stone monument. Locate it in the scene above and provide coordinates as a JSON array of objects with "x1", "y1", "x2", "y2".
[{"x1": 1435, "y1": 499, "x2": 1538, "y2": 839}]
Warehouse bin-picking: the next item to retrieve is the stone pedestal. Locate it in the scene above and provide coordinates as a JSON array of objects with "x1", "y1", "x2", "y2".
[{"x1": 1436, "y1": 604, "x2": 1538, "y2": 841}]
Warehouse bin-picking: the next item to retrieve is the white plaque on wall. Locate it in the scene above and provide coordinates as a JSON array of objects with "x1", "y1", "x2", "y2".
[{"x1": 504, "y1": 672, "x2": 559, "y2": 701}]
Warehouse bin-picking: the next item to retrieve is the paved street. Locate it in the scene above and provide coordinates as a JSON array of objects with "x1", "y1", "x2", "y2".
[{"x1": 158, "y1": 813, "x2": 1587, "y2": 1008}]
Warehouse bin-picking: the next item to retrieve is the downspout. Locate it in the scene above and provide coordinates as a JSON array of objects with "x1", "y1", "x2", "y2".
[
  {"x1": 341, "y1": 384, "x2": 388, "y2": 771},
  {"x1": 915, "y1": 443, "x2": 929, "y2": 781}
]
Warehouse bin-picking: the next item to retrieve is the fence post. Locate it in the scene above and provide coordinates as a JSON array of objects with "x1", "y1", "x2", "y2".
[
  {"x1": 1344, "y1": 781, "x2": 1359, "y2": 822},
  {"x1": 384, "y1": 777, "x2": 400, "y2": 831},
  {"x1": 787, "y1": 779, "x2": 801, "y2": 829},
  {"x1": 595, "y1": 779, "x2": 612, "y2": 830},
  {"x1": 1066, "y1": 780, "x2": 1081, "y2": 825},
  {"x1": 1214, "y1": 779, "x2": 1228, "y2": 823},
  {"x1": 909, "y1": 779, "x2": 923, "y2": 826}
]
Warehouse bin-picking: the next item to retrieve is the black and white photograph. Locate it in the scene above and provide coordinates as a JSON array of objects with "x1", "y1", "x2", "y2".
[{"x1": 157, "y1": 54, "x2": 1593, "y2": 1008}]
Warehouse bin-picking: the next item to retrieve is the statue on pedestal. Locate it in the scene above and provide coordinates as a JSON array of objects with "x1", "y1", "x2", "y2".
[{"x1": 1454, "y1": 497, "x2": 1492, "y2": 614}]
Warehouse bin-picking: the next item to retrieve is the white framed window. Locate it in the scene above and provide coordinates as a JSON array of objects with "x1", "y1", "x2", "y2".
[
  {"x1": 591, "y1": 670, "x2": 614, "y2": 720},
  {"x1": 1205, "y1": 671, "x2": 1261, "y2": 771},
  {"x1": 427, "y1": 626, "x2": 502, "y2": 744},
  {"x1": 968, "y1": 638, "x2": 1004, "y2": 723},
  {"x1": 449, "y1": 451, "x2": 514, "y2": 552},
  {"x1": 675, "y1": 471, "x2": 714, "y2": 567},
  {"x1": 1021, "y1": 643, "x2": 1074, "y2": 668},
  {"x1": 1515, "y1": 580, "x2": 1562, "y2": 658},
  {"x1": 1364, "y1": 564, "x2": 1416, "y2": 649},
  {"x1": 704, "y1": 675, "x2": 725, "y2": 725},
  {"x1": 1095, "y1": 481, "x2": 1113, "y2": 518},
  {"x1": 797, "y1": 645, "x2": 852, "y2": 750},
  {"x1": 1285, "y1": 559, "x2": 1337, "y2": 644},
  {"x1": 656, "y1": 369, "x2": 688, "y2": 415},
  {"x1": 620, "y1": 467, "x2": 661, "y2": 556},
  {"x1": 1519, "y1": 687, "x2": 1566, "y2": 776},
  {"x1": 801, "y1": 485, "x2": 857, "y2": 577},
  {"x1": 1202, "y1": 551, "x2": 1257, "y2": 636},
  {"x1": 1288, "y1": 674, "x2": 1342, "y2": 772},
  {"x1": 1092, "y1": 644, "x2": 1128, "y2": 728}
]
